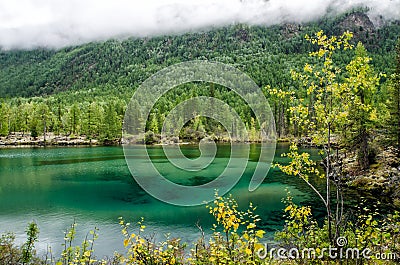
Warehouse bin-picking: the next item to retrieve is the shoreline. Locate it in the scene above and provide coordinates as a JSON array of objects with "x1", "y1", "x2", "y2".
[{"x1": 0, "y1": 133, "x2": 291, "y2": 148}]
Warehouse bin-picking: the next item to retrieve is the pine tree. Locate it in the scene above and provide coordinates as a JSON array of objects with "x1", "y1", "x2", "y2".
[
  {"x1": 345, "y1": 42, "x2": 380, "y2": 169},
  {"x1": 148, "y1": 113, "x2": 159, "y2": 134},
  {"x1": 0, "y1": 102, "x2": 10, "y2": 137},
  {"x1": 85, "y1": 102, "x2": 103, "y2": 139},
  {"x1": 53, "y1": 100, "x2": 63, "y2": 136},
  {"x1": 20, "y1": 103, "x2": 33, "y2": 136},
  {"x1": 124, "y1": 100, "x2": 142, "y2": 135},
  {"x1": 102, "y1": 102, "x2": 119, "y2": 140},
  {"x1": 36, "y1": 102, "x2": 51, "y2": 143},
  {"x1": 68, "y1": 103, "x2": 81, "y2": 136}
]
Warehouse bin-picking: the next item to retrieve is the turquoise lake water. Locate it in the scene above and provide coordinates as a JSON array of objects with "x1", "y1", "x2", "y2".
[{"x1": 0, "y1": 143, "x2": 325, "y2": 258}]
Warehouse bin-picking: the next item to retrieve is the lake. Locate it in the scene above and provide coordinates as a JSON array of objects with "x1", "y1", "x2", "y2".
[{"x1": 0, "y1": 143, "x2": 326, "y2": 258}]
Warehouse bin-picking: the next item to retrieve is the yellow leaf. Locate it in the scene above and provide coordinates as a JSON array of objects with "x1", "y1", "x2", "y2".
[
  {"x1": 123, "y1": 239, "x2": 129, "y2": 247},
  {"x1": 255, "y1": 230, "x2": 265, "y2": 238},
  {"x1": 284, "y1": 205, "x2": 292, "y2": 212},
  {"x1": 247, "y1": 223, "x2": 256, "y2": 230},
  {"x1": 255, "y1": 243, "x2": 264, "y2": 250},
  {"x1": 245, "y1": 248, "x2": 252, "y2": 255}
]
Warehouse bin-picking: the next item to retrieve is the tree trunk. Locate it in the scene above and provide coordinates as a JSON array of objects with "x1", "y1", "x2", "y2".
[{"x1": 43, "y1": 116, "x2": 46, "y2": 146}]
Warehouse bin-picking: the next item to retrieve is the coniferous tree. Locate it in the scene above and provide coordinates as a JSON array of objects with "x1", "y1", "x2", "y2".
[
  {"x1": 53, "y1": 100, "x2": 63, "y2": 136},
  {"x1": 345, "y1": 42, "x2": 380, "y2": 169},
  {"x1": 20, "y1": 103, "x2": 32, "y2": 137},
  {"x1": 0, "y1": 102, "x2": 10, "y2": 137},
  {"x1": 102, "y1": 102, "x2": 119, "y2": 140},
  {"x1": 68, "y1": 103, "x2": 81, "y2": 136},
  {"x1": 148, "y1": 113, "x2": 159, "y2": 134},
  {"x1": 36, "y1": 102, "x2": 51, "y2": 143},
  {"x1": 30, "y1": 115, "x2": 39, "y2": 139},
  {"x1": 84, "y1": 102, "x2": 103, "y2": 140}
]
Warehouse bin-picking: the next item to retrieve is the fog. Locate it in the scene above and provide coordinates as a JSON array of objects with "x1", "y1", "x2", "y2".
[{"x1": 0, "y1": 0, "x2": 399, "y2": 49}]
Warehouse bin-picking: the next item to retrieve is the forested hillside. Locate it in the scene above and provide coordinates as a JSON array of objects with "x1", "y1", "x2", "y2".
[
  {"x1": 0, "y1": 10, "x2": 399, "y2": 143},
  {"x1": 2, "y1": 8, "x2": 400, "y2": 264}
]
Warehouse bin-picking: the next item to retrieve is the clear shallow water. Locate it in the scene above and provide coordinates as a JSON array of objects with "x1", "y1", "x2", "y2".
[{"x1": 0, "y1": 144, "x2": 324, "y2": 258}]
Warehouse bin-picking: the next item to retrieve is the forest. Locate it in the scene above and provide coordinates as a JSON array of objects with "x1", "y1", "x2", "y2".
[
  {"x1": 1, "y1": 9, "x2": 400, "y2": 264},
  {"x1": 0, "y1": 10, "x2": 400, "y2": 145}
]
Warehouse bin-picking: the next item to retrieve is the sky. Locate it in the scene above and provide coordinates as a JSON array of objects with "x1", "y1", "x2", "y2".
[{"x1": 0, "y1": 0, "x2": 399, "y2": 49}]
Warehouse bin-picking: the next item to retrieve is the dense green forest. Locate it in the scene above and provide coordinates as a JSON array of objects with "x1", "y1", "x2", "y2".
[
  {"x1": 1, "y1": 9, "x2": 400, "y2": 265},
  {"x1": 0, "y1": 10, "x2": 399, "y2": 144}
]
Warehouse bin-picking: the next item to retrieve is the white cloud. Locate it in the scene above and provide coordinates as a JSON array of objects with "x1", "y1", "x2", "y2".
[{"x1": 0, "y1": 0, "x2": 399, "y2": 49}]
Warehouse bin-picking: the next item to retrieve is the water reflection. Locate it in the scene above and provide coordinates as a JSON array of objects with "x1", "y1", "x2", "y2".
[{"x1": 0, "y1": 144, "x2": 320, "y2": 256}]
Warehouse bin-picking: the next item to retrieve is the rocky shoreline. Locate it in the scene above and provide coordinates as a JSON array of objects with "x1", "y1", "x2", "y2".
[
  {"x1": 0, "y1": 133, "x2": 101, "y2": 147},
  {"x1": 289, "y1": 136, "x2": 400, "y2": 207},
  {"x1": 343, "y1": 146, "x2": 400, "y2": 207}
]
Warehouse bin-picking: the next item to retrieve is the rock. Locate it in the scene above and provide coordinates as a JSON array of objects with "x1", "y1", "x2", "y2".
[{"x1": 336, "y1": 11, "x2": 376, "y2": 45}]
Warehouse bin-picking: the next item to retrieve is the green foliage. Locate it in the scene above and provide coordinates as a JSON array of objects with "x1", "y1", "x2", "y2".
[
  {"x1": 198, "y1": 194, "x2": 266, "y2": 264},
  {"x1": 57, "y1": 221, "x2": 100, "y2": 265},
  {"x1": 0, "y1": 102, "x2": 10, "y2": 136},
  {"x1": 67, "y1": 103, "x2": 81, "y2": 136},
  {"x1": 21, "y1": 222, "x2": 39, "y2": 265},
  {"x1": 0, "y1": 11, "x2": 399, "y2": 145},
  {"x1": 386, "y1": 38, "x2": 400, "y2": 151},
  {"x1": 117, "y1": 192, "x2": 267, "y2": 265},
  {"x1": 0, "y1": 11, "x2": 399, "y2": 99},
  {"x1": 290, "y1": 30, "x2": 354, "y2": 144},
  {"x1": 273, "y1": 30, "x2": 400, "y2": 264},
  {"x1": 275, "y1": 192, "x2": 400, "y2": 263},
  {"x1": 101, "y1": 102, "x2": 120, "y2": 141},
  {"x1": 0, "y1": 222, "x2": 41, "y2": 265},
  {"x1": 344, "y1": 42, "x2": 381, "y2": 169},
  {"x1": 275, "y1": 30, "x2": 389, "y2": 248},
  {"x1": 119, "y1": 217, "x2": 185, "y2": 265},
  {"x1": 275, "y1": 190, "x2": 323, "y2": 251},
  {"x1": 0, "y1": 232, "x2": 20, "y2": 264}
]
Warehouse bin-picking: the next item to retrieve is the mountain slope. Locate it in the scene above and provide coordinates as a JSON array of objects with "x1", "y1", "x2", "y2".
[{"x1": 0, "y1": 11, "x2": 399, "y2": 98}]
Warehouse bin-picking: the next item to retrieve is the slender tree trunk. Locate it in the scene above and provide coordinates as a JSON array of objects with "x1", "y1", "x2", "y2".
[
  {"x1": 88, "y1": 109, "x2": 92, "y2": 144},
  {"x1": 396, "y1": 40, "x2": 400, "y2": 154},
  {"x1": 280, "y1": 103, "x2": 285, "y2": 137},
  {"x1": 397, "y1": 84, "x2": 400, "y2": 153},
  {"x1": 43, "y1": 115, "x2": 46, "y2": 146},
  {"x1": 327, "y1": 123, "x2": 333, "y2": 243}
]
